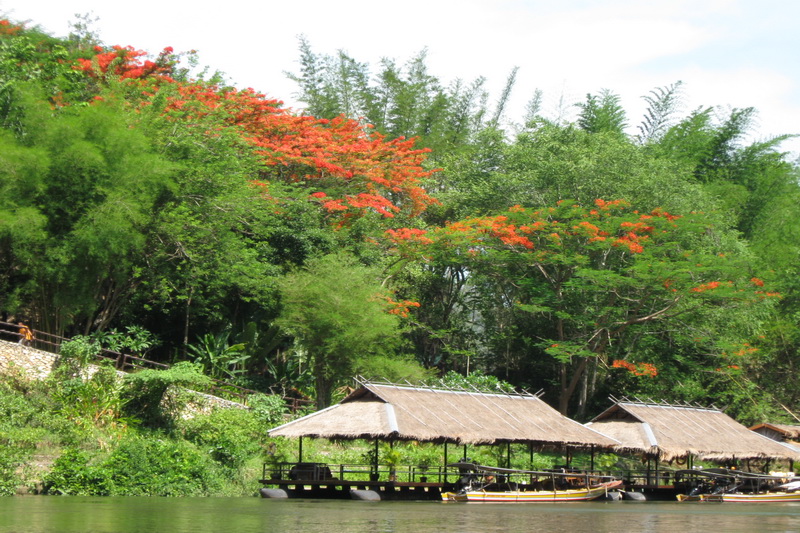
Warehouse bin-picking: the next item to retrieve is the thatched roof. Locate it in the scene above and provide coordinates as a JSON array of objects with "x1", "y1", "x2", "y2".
[
  {"x1": 586, "y1": 401, "x2": 800, "y2": 462},
  {"x1": 749, "y1": 423, "x2": 800, "y2": 454},
  {"x1": 750, "y1": 422, "x2": 800, "y2": 441},
  {"x1": 268, "y1": 382, "x2": 618, "y2": 448}
]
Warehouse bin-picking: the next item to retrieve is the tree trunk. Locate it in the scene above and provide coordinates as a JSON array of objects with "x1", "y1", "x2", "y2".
[{"x1": 558, "y1": 357, "x2": 589, "y2": 415}]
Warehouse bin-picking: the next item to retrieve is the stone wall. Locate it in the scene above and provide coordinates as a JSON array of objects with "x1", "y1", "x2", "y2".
[
  {"x1": 0, "y1": 339, "x2": 59, "y2": 380},
  {"x1": 0, "y1": 339, "x2": 246, "y2": 413}
]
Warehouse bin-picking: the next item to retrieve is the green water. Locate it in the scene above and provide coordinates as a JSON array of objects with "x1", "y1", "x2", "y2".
[{"x1": 1, "y1": 497, "x2": 799, "y2": 533}]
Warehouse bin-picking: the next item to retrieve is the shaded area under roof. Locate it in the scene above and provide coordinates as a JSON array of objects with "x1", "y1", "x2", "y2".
[
  {"x1": 587, "y1": 401, "x2": 800, "y2": 462},
  {"x1": 269, "y1": 382, "x2": 618, "y2": 448},
  {"x1": 750, "y1": 422, "x2": 800, "y2": 455},
  {"x1": 750, "y1": 422, "x2": 800, "y2": 441}
]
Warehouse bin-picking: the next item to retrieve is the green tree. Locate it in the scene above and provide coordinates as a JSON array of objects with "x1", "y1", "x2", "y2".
[
  {"x1": 0, "y1": 87, "x2": 175, "y2": 335},
  {"x1": 575, "y1": 89, "x2": 627, "y2": 136},
  {"x1": 276, "y1": 252, "x2": 403, "y2": 408},
  {"x1": 423, "y1": 200, "x2": 774, "y2": 415}
]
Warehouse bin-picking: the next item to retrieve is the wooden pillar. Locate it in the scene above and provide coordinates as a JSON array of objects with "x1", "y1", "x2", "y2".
[
  {"x1": 444, "y1": 442, "x2": 449, "y2": 483},
  {"x1": 374, "y1": 439, "x2": 379, "y2": 474},
  {"x1": 655, "y1": 452, "x2": 660, "y2": 486},
  {"x1": 590, "y1": 444, "x2": 595, "y2": 472},
  {"x1": 506, "y1": 442, "x2": 511, "y2": 469},
  {"x1": 529, "y1": 443, "x2": 534, "y2": 468},
  {"x1": 298, "y1": 436, "x2": 303, "y2": 462}
]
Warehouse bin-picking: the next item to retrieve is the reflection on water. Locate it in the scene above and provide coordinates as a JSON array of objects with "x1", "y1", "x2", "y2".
[{"x1": 1, "y1": 497, "x2": 799, "y2": 533}]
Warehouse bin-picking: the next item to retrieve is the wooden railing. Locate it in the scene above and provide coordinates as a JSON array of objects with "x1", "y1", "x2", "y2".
[
  {"x1": 0, "y1": 320, "x2": 312, "y2": 409},
  {"x1": 262, "y1": 462, "x2": 451, "y2": 484}
]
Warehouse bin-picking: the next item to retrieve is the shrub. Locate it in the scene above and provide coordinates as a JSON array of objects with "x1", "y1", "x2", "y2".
[
  {"x1": 178, "y1": 408, "x2": 261, "y2": 471},
  {"x1": 43, "y1": 448, "x2": 111, "y2": 495},
  {"x1": 122, "y1": 362, "x2": 212, "y2": 428},
  {"x1": 57, "y1": 336, "x2": 102, "y2": 369},
  {"x1": 247, "y1": 393, "x2": 288, "y2": 428},
  {"x1": 103, "y1": 436, "x2": 223, "y2": 496},
  {"x1": 43, "y1": 437, "x2": 224, "y2": 496}
]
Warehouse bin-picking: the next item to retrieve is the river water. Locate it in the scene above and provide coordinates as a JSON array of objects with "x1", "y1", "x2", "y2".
[{"x1": 1, "y1": 497, "x2": 799, "y2": 533}]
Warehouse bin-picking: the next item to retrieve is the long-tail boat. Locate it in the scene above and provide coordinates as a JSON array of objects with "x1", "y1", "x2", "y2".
[
  {"x1": 675, "y1": 468, "x2": 800, "y2": 503},
  {"x1": 441, "y1": 463, "x2": 622, "y2": 503}
]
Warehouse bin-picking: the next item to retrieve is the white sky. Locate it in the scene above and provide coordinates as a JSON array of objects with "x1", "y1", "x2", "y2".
[{"x1": 3, "y1": 0, "x2": 799, "y2": 155}]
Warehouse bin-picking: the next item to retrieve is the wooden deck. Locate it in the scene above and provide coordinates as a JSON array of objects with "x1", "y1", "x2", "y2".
[{"x1": 260, "y1": 462, "x2": 457, "y2": 500}]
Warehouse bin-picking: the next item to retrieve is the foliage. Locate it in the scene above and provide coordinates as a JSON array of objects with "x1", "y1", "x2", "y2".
[
  {"x1": 1, "y1": 15, "x2": 799, "y2": 423},
  {"x1": 49, "y1": 361, "x2": 129, "y2": 430},
  {"x1": 287, "y1": 36, "x2": 503, "y2": 159},
  {"x1": 247, "y1": 392, "x2": 289, "y2": 428},
  {"x1": 576, "y1": 89, "x2": 627, "y2": 136},
  {"x1": 186, "y1": 330, "x2": 249, "y2": 380},
  {"x1": 42, "y1": 448, "x2": 110, "y2": 496},
  {"x1": 355, "y1": 354, "x2": 436, "y2": 384},
  {"x1": 439, "y1": 370, "x2": 516, "y2": 394},
  {"x1": 405, "y1": 199, "x2": 777, "y2": 414},
  {"x1": 57, "y1": 335, "x2": 101, "y2": 367},
  {"x1": 276, "y1": 252, "x2": 403, "y2": 408},
  {"x1": 0, "y1": 369, "x2": 267, "y2": 497},
  {"x1": 122, "y1": 361, "x2": 211, "y2": 428},
  {"x1": 178, "y1": 408, "x2": 261, "y2": 471},
  {"x1": 44, "y1": 437, "x2": 224, "y2": 496},
  {"x1": 90, "y1": 326, "x2": 157, "y2": 355}
]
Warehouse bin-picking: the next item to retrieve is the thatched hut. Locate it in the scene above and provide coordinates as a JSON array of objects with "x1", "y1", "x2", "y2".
[
  {"x1": 750, "y1": 422, "x2": 800, "y2": 452},
  {"x1": 586, "y1": 400, "x2": 800, "y2": 463},
  {"x1": 269, "y1": 381, "x2": 618, "y2": 449}
]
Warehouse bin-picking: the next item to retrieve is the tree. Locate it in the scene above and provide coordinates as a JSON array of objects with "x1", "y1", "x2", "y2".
[
  {"x1": 575, "y1": 89, "x2": 627, "y2": 136},
  {"x1": 276, "y1": 253, "x2": 404, "y2": 408},
  {"x1": 636, "y1": 81, "x2": 684, "y2": 144},
  {"x1": 412, "y1": 200, "x2": 776, "y2": 415},
  {"x1": 0, "y1": 87, "x2": 175, "y2": 335}
]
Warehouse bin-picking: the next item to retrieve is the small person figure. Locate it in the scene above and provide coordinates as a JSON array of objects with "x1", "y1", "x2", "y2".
[{"x1": 18, "y1": 322, "x2": 33, "y2": 346}]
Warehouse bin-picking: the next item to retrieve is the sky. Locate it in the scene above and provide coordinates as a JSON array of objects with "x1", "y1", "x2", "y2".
[{"x1": 2, "y1": 0, "x2": 799, "y2": 155}]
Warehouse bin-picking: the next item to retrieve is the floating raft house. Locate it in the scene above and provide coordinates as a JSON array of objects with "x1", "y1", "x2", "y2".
[
  {"x1": 586, "y1": 399, "x2": 800, "y2": 463},
  {"x1": 268, "y1": 380, "x2": 618, "y2": 448}
]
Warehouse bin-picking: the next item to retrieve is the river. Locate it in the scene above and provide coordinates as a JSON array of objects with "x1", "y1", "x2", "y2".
[{"x1": 1, "y1": 497, "x2": 799, "y2": 533}]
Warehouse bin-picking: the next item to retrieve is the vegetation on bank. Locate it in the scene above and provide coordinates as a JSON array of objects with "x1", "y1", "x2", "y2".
[
  {"x1": 1, "y1": 13, "x2": 800, "y2": 497},
  {"x1": 0, "y1": 359, "x2": 625, "y2": 496}
]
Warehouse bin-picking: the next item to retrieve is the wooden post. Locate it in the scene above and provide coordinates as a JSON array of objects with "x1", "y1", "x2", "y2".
[
  {"x1": 506, "y1": 442, "x2": 511, "y2": 469},
  {"x1": 529, "y1": 443, "x2": 534, "y2": 469},
  {"x1": 590, "y1": 444, "x2": 595, "y2": 472},
  {"x1": 655, "y1": 452, "x2": 660, "y2": 486},
  {"x1": 298, "y1": 437, "x2": 303, "y2": 463},
  {"x1": 463, "y1": 444, "x2": 468, "y2": 461},
  {"x1": 444, "y1": 442, "x2": 449, "y2": 483},
  {"x1": 374, "y1": 439, "x2": 379, "y2": 478}
]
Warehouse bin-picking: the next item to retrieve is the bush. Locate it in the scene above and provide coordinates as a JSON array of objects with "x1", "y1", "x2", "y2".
[
  {"x1": 247, "y1": 393, "x2": 288, "y2": 428},
  {"x1": 103, "y1": 436, "x2": 223, "y2": 496},
  {"x1": 57, "y1": 336, "x2": 101, "y2": 369},
  {"x1": 43, "y1": 448, "x2": 111, "y2": 495},
  {"x1": 122, "y1": 362, "x2": 212, "y2": 428},
  {"x1": 0, "y1": 450, "x2": 25, "y2": 496},
  {"x1": 178, "y1": 408, "x2": 261, "y2": 471},
  {"x1": 44, "y1": 437, "x2": 224, "y2": 496}
]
